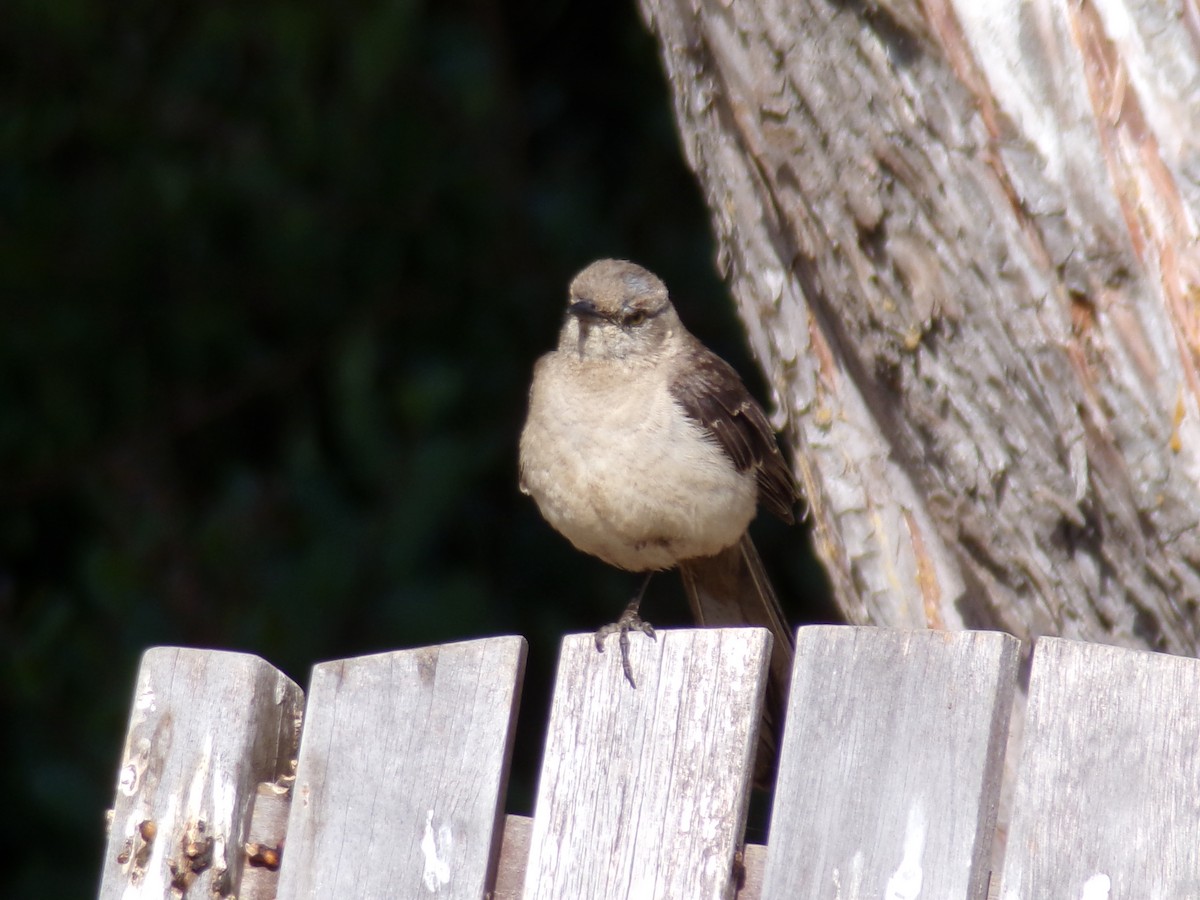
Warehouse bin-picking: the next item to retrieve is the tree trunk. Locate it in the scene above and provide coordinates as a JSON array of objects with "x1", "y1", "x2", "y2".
[{"x1": 639, "y1": 0, "x2": 1200, "y2": 655}]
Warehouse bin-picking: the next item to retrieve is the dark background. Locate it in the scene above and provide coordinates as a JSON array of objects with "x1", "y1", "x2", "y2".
[{"x1": 1, "y1": 1, "x2": 832, "y2": 893}]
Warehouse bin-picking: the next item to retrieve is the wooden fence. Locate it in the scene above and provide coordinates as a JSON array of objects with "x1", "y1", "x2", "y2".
[{"x1": 97, "y1": 626, "x2": 1200, "y2": 899}]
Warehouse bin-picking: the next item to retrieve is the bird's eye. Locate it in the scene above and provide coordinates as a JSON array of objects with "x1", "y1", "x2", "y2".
[{"x1": 625, "y1": 310, "x2": 647, "y2": 327}]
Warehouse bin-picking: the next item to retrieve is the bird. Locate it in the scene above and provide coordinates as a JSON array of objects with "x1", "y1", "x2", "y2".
[{"x1": 518, "y1": 258, "x2": 800, "y2": 771}]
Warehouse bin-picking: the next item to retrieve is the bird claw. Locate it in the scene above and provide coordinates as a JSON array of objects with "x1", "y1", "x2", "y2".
[{"x1": 594, "y1": 606, "x2": 656, "y2": 688}]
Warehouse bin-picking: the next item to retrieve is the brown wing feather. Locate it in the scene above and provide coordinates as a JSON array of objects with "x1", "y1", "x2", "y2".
[{"x1": 669, "y1": 336, "x2": 799, "y2": 523}]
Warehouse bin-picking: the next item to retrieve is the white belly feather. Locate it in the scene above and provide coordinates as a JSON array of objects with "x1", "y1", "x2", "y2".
[{"x1": 519, "y1": 352, "x2": 757, "y2": 571}]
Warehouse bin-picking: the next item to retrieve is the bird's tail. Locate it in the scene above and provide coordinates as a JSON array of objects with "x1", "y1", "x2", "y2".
[{"x1": 678, "y1": 533, "x2": 794, "y2": 786}]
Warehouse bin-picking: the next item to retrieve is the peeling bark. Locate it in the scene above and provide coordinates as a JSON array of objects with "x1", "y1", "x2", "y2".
[{"x1": 640, "y1": 0, "x2": 1200, "y2": 654}]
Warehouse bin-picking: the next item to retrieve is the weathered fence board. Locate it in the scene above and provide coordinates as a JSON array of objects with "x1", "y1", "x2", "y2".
[
  {"x1": 998, "y1": 637, "x2": 1200, "y2": 899},
  {"x1": 522, "y1": 628, "x2": 772, "y2": 900},
  {"x1": 761, "y1": 627, "x2": 1020, "y2": 900},
  {"x1": 493, "y1": 812, "x2": 771, "y2": 899},
  {"x1": 101, "y1": 627, "x2": 1200, "y2": 899},
  {"x1": 273, "y1": 636, "x2": 526, "y2": 900},
  {"x1": 98, "y1": 647, "x2": 304, "y2": 900}
]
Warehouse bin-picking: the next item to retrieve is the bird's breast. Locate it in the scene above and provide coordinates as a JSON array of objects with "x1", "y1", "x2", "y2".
[{"x1": 519, "y1": 353, "x2": 756, "y2": 571}]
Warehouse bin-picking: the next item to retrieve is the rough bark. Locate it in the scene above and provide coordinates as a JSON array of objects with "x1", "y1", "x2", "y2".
[{"x1": 639, "y1": 0, "x2": 1200, "y2": 654}]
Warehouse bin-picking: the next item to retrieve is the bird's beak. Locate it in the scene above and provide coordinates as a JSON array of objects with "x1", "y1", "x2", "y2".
[{"x1": 568, "y1": 298, "x2": 603, "y2": 320}]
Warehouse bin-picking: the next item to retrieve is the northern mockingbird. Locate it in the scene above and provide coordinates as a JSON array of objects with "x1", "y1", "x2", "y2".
[{"x1": 519, "y1": 259, "x2": 799, "y2": 741}]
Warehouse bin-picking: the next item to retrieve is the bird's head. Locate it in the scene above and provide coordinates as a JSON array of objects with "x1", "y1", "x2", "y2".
[{"x1": 560, "y1": 259, "x2": 681, "y2": 362}]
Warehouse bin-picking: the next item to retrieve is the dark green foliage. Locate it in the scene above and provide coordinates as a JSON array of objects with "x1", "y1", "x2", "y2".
[{"x1": 0, "y1": 1, "x2": 829, "y2": 893}]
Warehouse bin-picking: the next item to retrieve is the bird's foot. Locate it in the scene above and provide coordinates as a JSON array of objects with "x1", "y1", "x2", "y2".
[{"x1": 594, "y1": 602, "x2": 656, "y2": 689}]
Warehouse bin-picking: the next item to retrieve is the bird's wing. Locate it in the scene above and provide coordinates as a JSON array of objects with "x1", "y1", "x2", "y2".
[{"x1": 668, "y1": 338, "x2": 798, "y2": 523}]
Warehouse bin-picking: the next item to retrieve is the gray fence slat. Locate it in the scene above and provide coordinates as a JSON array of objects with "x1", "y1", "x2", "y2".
[
  {"x1": 273, "y1": 636, "x2": 526, "y2": 900},
  {"x1": 998, "y1": 637, "x2": 1200, "y2": 899},
  {"x1": 762, "y1": 626, "x2": 1019, "y2": 899},
  {"x1": 98, "y1": 647, "x2": 304, "y2": 899},
  {"x1": 522, "y1": 627, "x2": 771, "y2": 900}
]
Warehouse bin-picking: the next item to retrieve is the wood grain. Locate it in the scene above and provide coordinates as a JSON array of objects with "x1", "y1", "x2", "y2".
[
  {"x1": 273, "y1": 636, "x2": 526, "y2": 900},
  {"x1": 98, "y1": 647, "x2": 303, "y2": 900},
  {"x1": 761, "y1": 626, "x2": 1019, "y2": 899},
  {"x1": 522, "y1": 628, "x2": 771, "y2": 900},
  {"x1": 240, "y1": 782, "x2": 291, "y2": 900},
  {"x1": 998, "y1": 637, "x2": 1200, "y2": 898}
]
